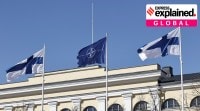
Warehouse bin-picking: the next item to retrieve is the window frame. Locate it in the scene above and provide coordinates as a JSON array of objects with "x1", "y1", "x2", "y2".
[
  {"x1": 83, "y1": 106, "x2": 97, "y2": 111},
  {"x1": 162, "y1": 98, "x2": 180, "y2": 110},
  {"x1": 133, "y1": 101, "x2": 148, "y2": 111},
  {"x1": 108, "y1": 103, "x2": 123, "y2": 111},
  {"x1": 190, "y1": 96, "x2": 200, "y2": 107},
  {"x1": 60, "y1": 108, "x2": 71, "y2": 111}
]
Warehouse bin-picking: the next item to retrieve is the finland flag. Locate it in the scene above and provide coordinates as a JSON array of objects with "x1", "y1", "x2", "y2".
[
  {"x1": 137, "y1": 27, "x2": 180, "y2": 61},
  {"x1": 6, "y1": 48, "x2": 44, "y2": 82}
]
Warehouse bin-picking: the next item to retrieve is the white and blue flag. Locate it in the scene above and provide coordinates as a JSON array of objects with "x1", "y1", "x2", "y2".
[
  {"x1": 137, "y1": 27, "x2": 180, "y2": 61},
  {"x1": 6, "y1": 48, "x2": 45, "y2": 82}
]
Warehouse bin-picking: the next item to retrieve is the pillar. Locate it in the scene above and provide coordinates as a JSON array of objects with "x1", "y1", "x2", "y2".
[
  {"x1": 27, "y1": 103, "x2": 35, "y2": 111},
  {"x1": 122, "y1": 93, "x2": 133, "y2": 111},
  {"x1": 48, "y1": 101, "x2": 58, "y2": 111},
  {"x1": 96, "y1": 96, "x2": 106, "y2": 111},
  {"x1": 72, "y1": 99, "x2": 81, "y2": 111}
]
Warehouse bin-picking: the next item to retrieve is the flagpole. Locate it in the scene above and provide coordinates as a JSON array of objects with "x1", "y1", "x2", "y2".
[
  {"x1": 105, "y1": 33, "x2": 108, "y2": 111},
  {"x1": 91, "y1": 0, "x2": 94, "y2": 44},
  {"x1": 179, "y1": 27, "x2": 184, "y2": 111},
  {"x1": 41, "y1": 45, "x2": 45, "y2": 111}
]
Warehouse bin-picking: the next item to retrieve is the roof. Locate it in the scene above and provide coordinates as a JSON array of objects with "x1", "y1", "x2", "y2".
[{"x1": 159, "y1": 72, "x2": 200, "y2": 84}]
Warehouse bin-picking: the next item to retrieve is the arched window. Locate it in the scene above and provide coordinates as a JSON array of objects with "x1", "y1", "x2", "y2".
[
  {"x1": 61, "y1": 108, "x2": 71, "y2": 111},
  {"x1": 83, "y1": 106, "x2": 97, "y2": 111},
  {"x1": 191, "y1": 96, "x2": 200, "y2": 107},
  {"x1": 108, "y1": 104, "x2": 123, "y2": 111},
  {"x1": 133, "y1": 101, "x2": 148, "y2": 111},
  {"x1": 162, "y1": 98, "x2": 179, "y2": 109}
]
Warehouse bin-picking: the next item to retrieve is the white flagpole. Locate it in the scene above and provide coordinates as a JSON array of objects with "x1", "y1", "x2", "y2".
[
  {"x1": 105, "y1": 33, "x2": 108, "y2": 111},
  {"x1": 91, "y1": 0, "x2": 94, "y2": 44},
  {"x1": 178, "y1": 27, "x2": 184, "y2": 111},
  {"x1": 179, "y1": 27, "x2": 184, "y2": 111},
  {"x1": 41, "y1": 45, "x2": 45, "y2": 111}
]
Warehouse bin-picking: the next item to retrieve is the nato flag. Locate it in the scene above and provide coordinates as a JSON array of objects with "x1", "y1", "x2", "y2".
[{"x1": 77, "y1": 37, "x2": 106, "y2": 67}]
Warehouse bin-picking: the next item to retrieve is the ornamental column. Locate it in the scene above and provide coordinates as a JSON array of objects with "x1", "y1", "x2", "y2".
[
  {"x1": 149, "y1": 90, "x2": 161, "y2": 111},
  {"x1": 48, "y1": 101, "x2": 58, "y2": 111},
  {"x1": 96, "y1": 96, "x2": 106, "y2": 111},
  {"x1": 122, "y1": 93, "x2": 133, "y2": 111}
]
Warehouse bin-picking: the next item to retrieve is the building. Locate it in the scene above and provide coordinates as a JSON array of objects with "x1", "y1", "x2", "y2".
[{"x1": 0, "y1": 64, "x2": 200, "y2": 111}]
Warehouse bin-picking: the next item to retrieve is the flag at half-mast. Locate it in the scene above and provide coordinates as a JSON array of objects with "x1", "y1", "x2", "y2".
[
  {"x1": 6, "y1": 48, "x2": 45, "y2": 82},
  {"x1": 77, "y1": 37, "x2": 106, "y2": 67},
  {"x1": 137, "y1": 27, "x2": 180, "y2": 61}
]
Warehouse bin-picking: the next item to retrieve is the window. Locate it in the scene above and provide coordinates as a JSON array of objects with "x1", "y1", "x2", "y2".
[
  {"x1": 83, "y1": 106, "x2": 97, "y2": 111},
  {"x1": 191, "y1": 96, "x2": 200, "y2": 107},
  {"x1": 108, "y1": 104, "x2": 123, "y2": 111},
  {"x1": 133, "y1": 101, "x2": 148, "y2": 111},
  {"x1": 61, "y1": 108, "x2": 71, "y2": 111},
  {"x1": 14, "y1": 107, "x2": 24, "y2": 111},
  {"x1": 162, "y1": 98, "x2": 179, "y2": 109}
]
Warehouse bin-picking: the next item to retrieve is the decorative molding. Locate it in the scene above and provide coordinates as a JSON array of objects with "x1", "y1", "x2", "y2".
[
  {"x1": 0, "y1": 71, "x2": 160, "y2": 98},
  {"x1": 0, "y1": 69, "x2": 161, "y2": 109},
  {"x1": 71, "y1": 99, "x2": 81, "y2": 104},
  {"x1": 96, "y1": 96, "x2": 106, "y2": 101},
  {"x1": 4, "y1": 106, "x2": 13, "y2": 111},
  {"x1": 48, "y1": 101, "x2": 58, "y2": 106},
  {"x1": 122, "y1": 93, "x2": 133, "y2": 98},
  {"x1": 0, "y1": 86, "x2": 159, "y2": 108},
  {"x1": 161, "y1": 82, "x2": 197, "y2": 91},
  {"x1": 72, "y1": 99, "x2": 81, "y2": 111},
  {"x1": 36, "y1": 65, "x2": 102, "y2": 77}
]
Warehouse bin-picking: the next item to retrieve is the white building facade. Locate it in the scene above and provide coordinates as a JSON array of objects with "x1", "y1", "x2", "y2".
[{"x1": 0, "y1": 64, "x2": 200, "y2": 111}]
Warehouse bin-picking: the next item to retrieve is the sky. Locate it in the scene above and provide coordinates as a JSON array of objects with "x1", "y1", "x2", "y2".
[{"x1": 0, "y1": 0, "x2": 199, "y2": 84}]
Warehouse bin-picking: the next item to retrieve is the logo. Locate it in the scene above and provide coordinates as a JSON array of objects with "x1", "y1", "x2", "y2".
[
  {"x1": 146, "y1": 4, "x2": 197, "y2": 27},
  {"x1": 86, "y1": 48, "x2": 96, "y2": 58},
  {"x1": 147, "y1": 7, "x2": 154, "y2": 16}
]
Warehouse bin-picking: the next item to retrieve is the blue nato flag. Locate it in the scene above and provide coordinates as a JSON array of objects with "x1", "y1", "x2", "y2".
[{"x1": 77, "y1": 37, "x2": 106, "y2": 67}]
